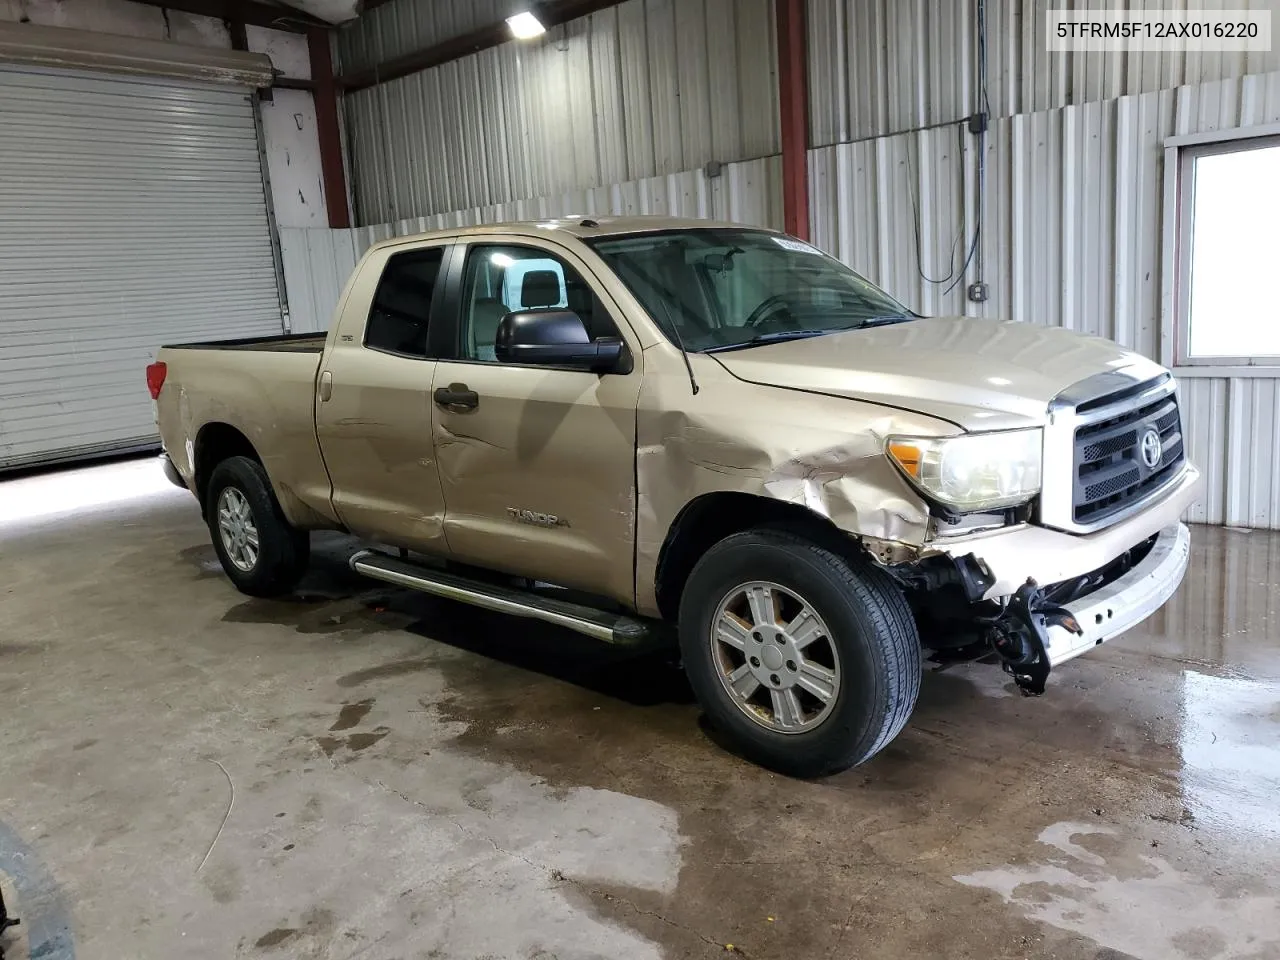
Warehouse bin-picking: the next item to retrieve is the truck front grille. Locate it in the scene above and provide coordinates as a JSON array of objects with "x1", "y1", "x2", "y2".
[{"x1": 1072, "y1": 389, "x2": 1184, "y2": 525}]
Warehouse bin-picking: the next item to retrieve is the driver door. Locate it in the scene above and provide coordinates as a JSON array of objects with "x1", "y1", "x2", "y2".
[{"x1": 430, "y1": 237, "x2": 643, "y2": 605}]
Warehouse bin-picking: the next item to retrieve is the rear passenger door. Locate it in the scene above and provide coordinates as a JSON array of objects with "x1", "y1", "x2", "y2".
[{"x1": 315, "y1": 241, "x2": 452, "y2": 552}]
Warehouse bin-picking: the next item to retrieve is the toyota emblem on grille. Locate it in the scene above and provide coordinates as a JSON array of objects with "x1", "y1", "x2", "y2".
[{"x1": 1140, "y1": 427, "x2": 1163, "y2": 469}]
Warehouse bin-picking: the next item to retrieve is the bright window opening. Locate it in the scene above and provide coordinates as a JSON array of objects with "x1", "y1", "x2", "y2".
[{"x1": 1178, "y1": 137, "x2": 1280, "y2": 364}]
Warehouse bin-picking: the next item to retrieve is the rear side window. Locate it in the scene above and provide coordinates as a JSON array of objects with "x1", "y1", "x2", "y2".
[{"x1": 364, "y1": 248, "x2": 445, "y2": 357}]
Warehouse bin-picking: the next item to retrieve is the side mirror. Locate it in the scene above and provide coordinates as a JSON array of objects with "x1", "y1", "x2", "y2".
[{"x1": 494, "y1": 310, "x2": 627, "y2": 373}]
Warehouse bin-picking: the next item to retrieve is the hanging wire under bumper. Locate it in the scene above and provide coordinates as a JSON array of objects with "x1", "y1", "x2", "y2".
[{"x1": 980, "y1": 523, "x2": 1191, "y2": 694}]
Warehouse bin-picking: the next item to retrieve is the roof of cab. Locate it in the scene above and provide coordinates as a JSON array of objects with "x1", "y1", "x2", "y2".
[{"x1": 367, "y1": 215, "x2": 777, "y2": 252}]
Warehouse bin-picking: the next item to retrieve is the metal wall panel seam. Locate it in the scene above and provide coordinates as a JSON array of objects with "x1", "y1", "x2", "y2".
[
  {"x1": 248, "y1": 87, "x2": 292, "y2": 331},
  {"x1": 1226, "y1": 378, "x2": 1248, "y2": 526}
]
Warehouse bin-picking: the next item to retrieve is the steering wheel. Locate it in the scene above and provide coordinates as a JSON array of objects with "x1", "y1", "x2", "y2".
[{"x1": 744, "y1": 295, "x2": 793, "y2": 327}]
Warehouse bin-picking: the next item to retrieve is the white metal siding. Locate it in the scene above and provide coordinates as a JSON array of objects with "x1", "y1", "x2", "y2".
[
  {"x1": 281, "y1": 155, "x2": 783, "y2": 333},
  {"x1": 807, "y1": 0, "x2": 1280, "y2": 147},
  {"x1": 809, "y1": 68, "x2": 1280, "y2": 529},
  {"x1": 341, "y1": 0, "x2": 779, "y2": 225},
  {"x1": 0, "y1": 67, "x2": 283, "y2": 469}
]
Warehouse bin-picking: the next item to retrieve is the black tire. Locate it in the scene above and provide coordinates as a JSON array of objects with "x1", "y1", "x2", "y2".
[
  {"x1": 678, "y1": 529, "x2": 921, "y2": 778},
  {"x1": 205, "y1": 456, "x2": 310, "y2": 598}
]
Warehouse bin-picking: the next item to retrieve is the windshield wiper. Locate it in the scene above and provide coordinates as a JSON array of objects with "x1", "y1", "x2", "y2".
[
  {"x1": 855, "y1": 314, "x2": 915, "y2": 328},
  {"x1": 702, "y1": 329, "x2": 834, "y2": 354},
  {"x1": 701, "y1": 314, "x2": 918, "y2": 354}
]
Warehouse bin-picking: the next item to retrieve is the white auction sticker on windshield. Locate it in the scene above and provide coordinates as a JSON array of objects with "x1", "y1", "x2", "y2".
[{"x1": 772, "y1": 236, "x2": 821, "y2": 255}]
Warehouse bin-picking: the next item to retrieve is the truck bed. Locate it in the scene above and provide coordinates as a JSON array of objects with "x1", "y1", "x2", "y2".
[
  {"x1": 161, "y1": 332, "x2": 327, "y2": 353},
  {"x1": 155, "y1": 331, "x2": 331, "y2": 526}
]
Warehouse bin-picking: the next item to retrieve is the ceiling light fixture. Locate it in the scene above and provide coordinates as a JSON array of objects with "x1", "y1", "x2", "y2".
[{"x1": 506, "y1": 11, "x2": 546, "y2": 39}]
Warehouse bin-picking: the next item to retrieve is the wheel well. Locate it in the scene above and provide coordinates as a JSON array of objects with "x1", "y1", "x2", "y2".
[
  {"x1": 194, "y1": 423, "x2": 261, "y2": 508},
  {"x1": 653, "y1": 492, "x2": 860, "y2": 620}
]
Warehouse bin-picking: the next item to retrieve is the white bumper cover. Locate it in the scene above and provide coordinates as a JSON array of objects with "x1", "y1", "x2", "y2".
[
  {"x1": 927, "y1": 464, "x2": 1201, "y2": 599},
  {"x1": 1044, "y1": 522, "x2": 1190, "y2": 667}
]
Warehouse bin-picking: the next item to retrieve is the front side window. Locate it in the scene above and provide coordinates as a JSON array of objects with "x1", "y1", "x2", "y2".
[
  {"x1": 1175, "y1": 136, "x2": 1280, "y2": 365},
  {"x1": 364, "y1": 247, "x2": 444, "y2": 358},
  {"x1": 459, "y1": 245, "x2": 609, "y2": 362},
  {"x1": 588, "y1": 229, "x2": 913, "y2": 353}
]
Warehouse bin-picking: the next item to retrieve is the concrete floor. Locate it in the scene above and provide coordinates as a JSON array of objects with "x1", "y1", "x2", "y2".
[{"x1": 1, "y1": 459, "x2": 1279, "y2": 960}]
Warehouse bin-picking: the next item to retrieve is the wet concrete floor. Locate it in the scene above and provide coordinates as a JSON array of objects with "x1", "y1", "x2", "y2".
[{"x1": 1, "y1": 458, "x2": 1278, "y2": 959}]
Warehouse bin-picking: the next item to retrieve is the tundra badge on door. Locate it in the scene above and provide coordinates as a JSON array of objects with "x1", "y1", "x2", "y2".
[{"x1": 506, "y1": 507, "x2": 569, "y2": 528}]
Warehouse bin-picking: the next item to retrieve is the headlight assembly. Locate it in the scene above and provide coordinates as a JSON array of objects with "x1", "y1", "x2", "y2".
[{"x1": 886, "y1": 429, "x2": 1042, "y2": 512}]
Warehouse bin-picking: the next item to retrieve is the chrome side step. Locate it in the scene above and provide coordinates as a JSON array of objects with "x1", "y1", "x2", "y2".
[{"x1": 348, "y1": 550, "x2": 665, "y2": 647}]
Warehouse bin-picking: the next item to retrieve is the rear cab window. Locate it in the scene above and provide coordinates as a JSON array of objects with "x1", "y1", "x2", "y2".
[{"x1": 364, "y1": 247, "x2": 445, "y2": 358}]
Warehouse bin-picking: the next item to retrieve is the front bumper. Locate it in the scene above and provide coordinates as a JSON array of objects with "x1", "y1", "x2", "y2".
[
  {"x1": 926, "y1": 463, "x2": 1201, "y2": 600},
  {"x1": 1045, "y1": 522, "x2": 1190, "y2": 666}
]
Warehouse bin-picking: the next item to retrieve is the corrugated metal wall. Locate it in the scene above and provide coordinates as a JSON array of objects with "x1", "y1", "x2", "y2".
[
  {"x1": 337, "y1": 0, "x2": 514, "y2": 76},
  {"x1": 340, "y1": 0, "x2": 778, "y2": 225},
  {"x1": 282, "y1": 155, "x2": 782, "y2": 333},
  {"x1": 809, "y1": 65, "x2": 1280, "y2": 529},
  {"x1": 807, "y1": 0, "x2": 1280, "y2": 146}
]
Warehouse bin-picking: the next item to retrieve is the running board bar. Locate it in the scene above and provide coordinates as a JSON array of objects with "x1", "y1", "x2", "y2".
[{"x1": 348, "y1": 550, "x2": 663, "y2": 647}]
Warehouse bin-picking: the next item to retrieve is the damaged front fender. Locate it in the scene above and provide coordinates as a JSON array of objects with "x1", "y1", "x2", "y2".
[{"x1": 634, "y1": 355, "x2": 957, "y2": 616}]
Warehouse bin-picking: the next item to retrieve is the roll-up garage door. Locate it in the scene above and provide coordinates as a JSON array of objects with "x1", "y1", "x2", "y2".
[{"x1": 0, "y1": 66, "x2": 284, "y2": 470}]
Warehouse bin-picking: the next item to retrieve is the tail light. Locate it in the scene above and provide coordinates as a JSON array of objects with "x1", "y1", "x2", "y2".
[{"x1": 146, "y1": 361, "x2": 167, "y2": 400}]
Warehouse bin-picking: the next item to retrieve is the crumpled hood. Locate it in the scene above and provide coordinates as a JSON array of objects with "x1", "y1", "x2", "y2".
[{"x1": 710, "y1": 316, "x2": 1166, "y2": 431}]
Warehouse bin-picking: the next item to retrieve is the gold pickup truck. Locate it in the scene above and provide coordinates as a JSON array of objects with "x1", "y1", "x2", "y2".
[{"x1": 149, "y1": 217, "x2": 1201, "y2": 777}]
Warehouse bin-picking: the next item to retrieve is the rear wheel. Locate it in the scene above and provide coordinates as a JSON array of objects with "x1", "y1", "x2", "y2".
[
  {"x1": 678, "y1": 529, "x2": 921, "y2": 777},
  {"x1": 206, "y1": 456, "x2": 309, "y2": 597}
]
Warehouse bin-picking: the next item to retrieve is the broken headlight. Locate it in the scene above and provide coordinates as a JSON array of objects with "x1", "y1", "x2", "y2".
[{"x1": 886, "y1": 429, "x2": 1042, "y2": 512}]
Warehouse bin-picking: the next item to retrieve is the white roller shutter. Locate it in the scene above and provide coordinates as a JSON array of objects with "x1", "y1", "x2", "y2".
[{"x1": 0, "y1": 66, "x2": 284, "y2": 470}]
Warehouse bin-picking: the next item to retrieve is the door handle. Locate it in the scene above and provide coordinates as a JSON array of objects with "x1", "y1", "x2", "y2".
[
  {"x1": 318, "y1": 370, "x2": 333, "y2": 402},
  {"x1": 433, "y1": 382, "x2": 479, "y2": 411}
]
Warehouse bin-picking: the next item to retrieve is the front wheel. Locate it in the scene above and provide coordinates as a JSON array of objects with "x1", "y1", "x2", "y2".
[
  {"x1": 678, "y1": 529, "x2": 921, "y2": 777},
  {"x1": 206, "y1": 456, "x2": 310, "y2": 597}
]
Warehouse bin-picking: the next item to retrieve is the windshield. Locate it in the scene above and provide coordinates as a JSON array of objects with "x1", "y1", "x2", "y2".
[{"x1": 587, "y1": 229, "x2": 914, "y2": 352}]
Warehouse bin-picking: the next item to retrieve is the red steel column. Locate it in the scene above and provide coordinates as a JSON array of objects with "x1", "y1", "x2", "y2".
[
  {"x1": 775, "y1": 0, "x2": 810, "y2": 241},
  {"x1": 307, "y1": 28, "x2": 351, "y2": 229}
]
